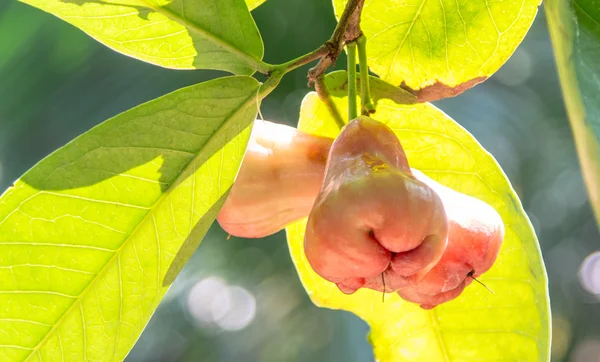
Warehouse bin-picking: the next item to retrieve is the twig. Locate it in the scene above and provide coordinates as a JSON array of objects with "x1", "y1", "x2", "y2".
[
  {"x1": 271, "y1": 45, "x2": 329, "y2": 76},
  {"x1": 264, "y1": 0, "x2": 366, "y2": 124},
  {"x1": 303, "y1": 0, "x2": 365, "y2": 128},
  {"x1": 344, "y1": 0, "x2": 364, "y2": 42},
  {"x1": 307, "y1": 0, "x2": 365, "y2": 86},
  {"x1": 314, "y1": 75, "x2": 346, "y2": 129}
]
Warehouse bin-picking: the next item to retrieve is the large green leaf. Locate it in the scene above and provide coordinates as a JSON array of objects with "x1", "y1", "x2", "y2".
[
  {"x1": 546, "y1": 1, "x2": 600, "y2": 226},
  {"x1": 333, "y1": 0, "x2": 540, "y2": 100},
  {"x1": 0, "y1": 76, "x2": 259, "y2": 361},
  {"x1": 286, "y1": 72, "x2": 550, "y2": 361},
  {"x1": 19, "y1": 0, "x2": 267, "y2": 74},
  {"x1": 246, "y1": 0, "x2": 266, "y2": 11}
]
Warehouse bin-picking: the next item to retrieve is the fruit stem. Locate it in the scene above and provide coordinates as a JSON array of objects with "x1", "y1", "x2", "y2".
[
  {"x1": 347, "y1": 41, "x2": 358, "y2": 121},
  {"x1": 356, "y1": 35, "x2": 376, "y2": 115}
]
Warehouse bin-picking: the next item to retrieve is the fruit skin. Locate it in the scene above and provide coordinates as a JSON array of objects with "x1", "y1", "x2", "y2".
[
  {"x1": 218, "y1": 117, "x2": 505, "y2": 309},
  {"x1": 304, "y1": 116, "x2": 449, "y2": 294},
  {"x1": 397, "y1": 170, "x2": 505, "y2": 309},
  {"x1": 217, "y1": 120, "x2": 332, "y2": 238}
]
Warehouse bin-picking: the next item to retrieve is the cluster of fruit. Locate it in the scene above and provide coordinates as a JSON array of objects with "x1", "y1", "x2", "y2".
[{"x1": 218, "y1": 117, "x2": 504, "y2": 309}]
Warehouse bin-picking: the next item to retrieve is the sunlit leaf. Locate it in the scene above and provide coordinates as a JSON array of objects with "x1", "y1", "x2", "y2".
[
  {"x1": 333, "y1": 0, "x2": 540, "y2": 101},
  {"x1": 546, "y1": 0, "x2": 600, "y2": 226},
  {"x1": 286, "y1": 72, "x2": 550, "y2": 361},
  {"x1": 324, "y1": 71, "x2": 417, "y2": 105},
  {"x1": 19, "y1": 0, "x2": 267, "y2": 74},
  {"x1": 246, "y1": 0, "x2": 267, "y2": 11},
  {"x1": 0, "y1": 76, "x2": 259, "y2": 361}
]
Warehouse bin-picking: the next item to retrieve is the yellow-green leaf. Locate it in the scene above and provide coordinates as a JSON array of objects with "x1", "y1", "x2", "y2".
[
  {"x1": 333, "y1": 0, "x2": 540, "y2": 100},
  {"x1": 0, "y1": 76, "x2": 259, "y2": 361},
  {"x1": 19, "y1": 0, "x2": 267, "y2": 74},
  {"x1": 286, "y1": 72, "x2": 550, "y2": 361},
  {"x1": 246, "y1": 0, "x2": 267, "y2": 11}
]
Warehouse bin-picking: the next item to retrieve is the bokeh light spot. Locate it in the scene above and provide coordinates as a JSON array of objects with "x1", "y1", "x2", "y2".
[
  {"x1": 579, "y1": 251, "x2": 600, "y2": 296},
  {"x1": 187, "y1": 277, "x2": 256, "y2": 332},
  {"x1": 187, "y1": 276, "x2": 228, "y2": 324},
  {"x1": 215, "y1": 286, "x2": 256, "y2": 331}
]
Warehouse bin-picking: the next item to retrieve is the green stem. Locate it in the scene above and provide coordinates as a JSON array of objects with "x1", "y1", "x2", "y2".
[
  {"x1": 347, "y1": 42, "x2": 358, "y2": 121},
  {"x1": 356, "y1": 35, "x2": 375, "y2": 115},
  {"x1": 267, "y1": 45, "x2": 329, "y2": 75},
  {"x1": 258, "y1": 70, "x2": 285, "y2": 100}
]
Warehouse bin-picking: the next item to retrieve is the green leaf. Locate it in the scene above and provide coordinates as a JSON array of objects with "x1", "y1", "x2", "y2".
[
  {"x1": 0, "y1": 75, "x2": 259, "y2": 361},
  {"x1": 333, "y1": 0, "x2": 540, "y2": 101},
  {"x1": 286, "y1": 72, "x2": 550, "y2": 361},
  {"x1": 324, "y1": 71, "x2": 417, "y2": 105},
  {"x1": 246, "y1": 0, "x2": 267, "y2": 11},
  {"x1": 546, "y1": 1, "x2": 600, "y2": 226},
  {"x1": 19, "y1": 0, "x2": 267, "y2": 74}
]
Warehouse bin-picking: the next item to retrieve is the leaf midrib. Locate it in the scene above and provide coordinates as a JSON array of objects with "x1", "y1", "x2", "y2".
[
  {"x1": 22, "y1": 83, "x2": 259, "y2": 362},
  {"x1": 428, "y1": 310, "x2": 450, "y2": 362}
]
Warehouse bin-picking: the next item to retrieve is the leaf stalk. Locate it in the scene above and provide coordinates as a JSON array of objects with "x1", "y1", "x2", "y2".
[
  {"x1": 356, "y1": 35, "x2": 375, "y2": 115},
  {"x1": 347, "y1": 42, "x2": 358, "y2": 121}
]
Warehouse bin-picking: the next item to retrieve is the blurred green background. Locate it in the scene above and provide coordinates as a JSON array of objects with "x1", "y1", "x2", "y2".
[{"x1": 1, "y1": 1, "x2": 599, "y2": 361}]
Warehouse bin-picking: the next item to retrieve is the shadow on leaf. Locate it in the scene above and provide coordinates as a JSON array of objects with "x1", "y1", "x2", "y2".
[
  {"x1": 19, "y1": 108, "x2": 253, "y2": 194},
  {"x1": 59, "y1": 0, "x2": 151, "y2": 20},
  {"x1": 19, "y1": 77, "x2": 258, "y2": 194},
  {"x1": 51, "y1": 0, "x2": 263, "y2": 74}
]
